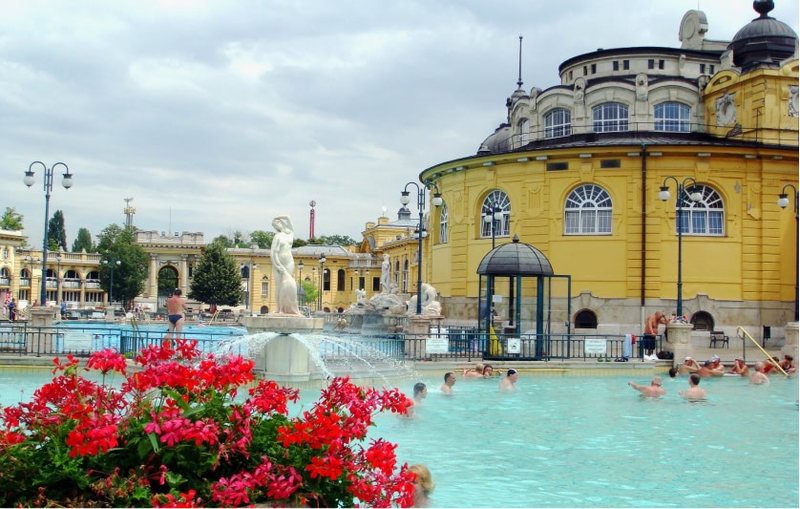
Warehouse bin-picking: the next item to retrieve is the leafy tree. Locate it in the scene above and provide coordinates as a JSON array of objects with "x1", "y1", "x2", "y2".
[
  {"x1": 72, "y1": 228, "x2": 95, "y2": 253},
  {"x1": 210, "y1": 235, "x2": 233, "y2": 248},
  {"x1": 319, "y1": 234, "x2": 359, "y2": 247},
  {"x1": 48, "y1": 210, "x2": 68, "y2": 252},
  {"x1": 96, "y1": 224, "x2": 149, "y2": 309},
  {"x1": 189, "y1": 242, "x2": 243, "y2": 307},
  {"x1": 0, "y1": 207, "x2": 24, "y2": 231},
  {"x1": 301, "y1": 280, "x2": 318, "y2": 307},
  {"x1": 250, "y1": 230, "x2": 274, "y2": 249}
]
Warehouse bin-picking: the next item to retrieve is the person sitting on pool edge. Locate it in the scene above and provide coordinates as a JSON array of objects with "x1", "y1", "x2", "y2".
[
  {"x1": 499, "y1": 368, "x2": 518, "y2": 392},
  {"x1": 628, "y1": 376, "x2": 666, "y2": 398},
  {"x1": 440, "y1": 372, "x2": 456, "y2": 394},
  {"x1": 679, "y1": 373, "x2": 707, "y2": 400}
]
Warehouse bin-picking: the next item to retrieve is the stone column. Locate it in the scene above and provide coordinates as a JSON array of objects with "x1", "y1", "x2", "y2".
[
  {"x1": 148, "y1": 254, "x2": 158, "y2": 298},
  {"x1": 665, "y1": 322, "x2": 694, "y2": 367},
  {"x1": 782, "y1": 321, "x2": 798, "y2": 361},
  {"x1": 406, "y1": 314, "x2": 434, "y2": 358},
  {"x1": 28, "y1": 307, "x2": 58, "y2": 354},
  {"x1": 180, "y1": 255, "x2": 188, "y2": 293}
]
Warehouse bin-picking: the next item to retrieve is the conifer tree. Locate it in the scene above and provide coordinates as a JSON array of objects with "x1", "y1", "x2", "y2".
[{"x1": 189, "y1": 242, "x2": 243, "y2": 306}]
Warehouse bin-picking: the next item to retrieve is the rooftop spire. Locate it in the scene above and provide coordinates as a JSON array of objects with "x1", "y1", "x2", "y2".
[{"x1": 516, "y1": 35, "x2": 524, "y2": 89}]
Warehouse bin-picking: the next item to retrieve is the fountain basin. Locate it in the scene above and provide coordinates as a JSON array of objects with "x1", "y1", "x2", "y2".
[{"x1": 243, "y1": 315, "x2": 325, "y2": 383}]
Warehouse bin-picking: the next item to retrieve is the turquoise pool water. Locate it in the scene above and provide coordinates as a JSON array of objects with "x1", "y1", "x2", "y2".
[{"x1": 2, "y1": 368, "x2": 797, "y2": 508}]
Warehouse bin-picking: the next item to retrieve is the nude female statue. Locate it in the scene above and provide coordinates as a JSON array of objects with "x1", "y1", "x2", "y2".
[{"x1": 271, "y1": 215, "x2": 301, "y2": 315}]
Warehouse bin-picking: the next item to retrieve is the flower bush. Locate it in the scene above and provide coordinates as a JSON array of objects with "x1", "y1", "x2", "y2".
[{"x1": 0, "y1": 340, "x2": 416, "y2": 507}]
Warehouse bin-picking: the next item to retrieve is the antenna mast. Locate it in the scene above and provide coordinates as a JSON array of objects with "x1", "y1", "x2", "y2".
[
  {"x1": 517, "y1": 35, "x2": 524, "y2": 89},
  {"x1": 123, "y1": 197, "x2": 136, "y2": 228}
]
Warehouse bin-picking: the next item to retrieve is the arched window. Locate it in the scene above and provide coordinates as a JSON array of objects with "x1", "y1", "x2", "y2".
[
  {"x1": 518, "y1": 118, "x2": 530, "y2": 146},
  {"x1": 676, "y1": 185, "x2": 724, "y2": 236},
  {"x1": 544, "y1": 108, "x2": 572, "y2": 138},
  {"x1": 691, "y1": 311, "x2": 714, "y2": 331},
  {"x1": 655, "y1": 102, "x2": 690, "y2": 132},
  {"x1": 337, "y1": 269, "x2": 345, "y2": 291},
  {"x1": 439, "y1": 203, "x2": 449, "y2": 244},
  {"x1": 0, "y1": 267, "x2": 9, "y2": 281},
  {"x1": 564, "y1": 184, "x2": 613, "y2": 235},
  {"x1": 592, "y1": 102, "x2": 628, "y2": 132},
  {"x1": 480, "y1": 190, "x2": 511, "y2": 238},
  {"x1": 574, "y1": 309, "x2": 598, "y2": 329}
]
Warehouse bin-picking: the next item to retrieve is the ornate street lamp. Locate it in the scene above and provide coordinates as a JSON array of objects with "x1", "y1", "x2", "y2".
[
  {"x1": 297, "y1": 259, "x2": 305, "y2": 308},
  {"x1": 778, "y1": 184, "x2": 799, "y2": 322},
  {"x1": 318, "y1": 253, "x2": 326, "y2": 312},
  {"x1": 400, "y1": 181, "x2": 442, "y2": 315},
  {"x1": 102, "y1": 257, "x2": 121, "y2": 307},
  {"x1": 23, "y1": 161, "x2": 74, "y2": 305},
  {"x1": 659, "y1": 177, "x2": 702, "y2": 317}
]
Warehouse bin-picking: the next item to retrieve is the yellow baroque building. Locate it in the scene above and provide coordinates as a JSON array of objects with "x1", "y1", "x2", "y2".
[{"x1": 412, "y1": 4, "x2": 799, "y2": 339}]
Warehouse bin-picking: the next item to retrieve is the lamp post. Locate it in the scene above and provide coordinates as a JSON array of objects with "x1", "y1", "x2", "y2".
[
  {"x1": 297, "y1": 260, "x2": 305, "y2": 308},
  {"x1": 659, "y1": 177, "x2": 702, "y2": 317},
  {"x1": 400, "y1": 181, "x2": 443, "y2": 315},
  {"x1": 778, "y1": 184, "x2": 799, "y2": 322},
  {"x1": 23, "y1": 161, "x2": 74, "y2": 306},
  {"x1": 483, "y1": 206, "x2": 502, "y2": 249},
  {"x1": 102, "y1": 257, "x2": 121, "y2": 307},
  {"x1": 318, "y1": 253, "x2": 326, "y2": 312}
]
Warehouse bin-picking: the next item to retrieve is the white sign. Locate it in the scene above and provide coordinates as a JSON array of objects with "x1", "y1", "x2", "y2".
[
  {"x1": 492, "y1": 294, "x2": 503, "y2": 303},
  {"x1": 584, "y1": 338, "x2": 607, "y2": 355},
  {"x1": 507, "y1": 338, "x2": 521, "y2": 354},
  {"x1": 64, "y1": 332, "x2": 93, "y2": 351},
  {"x1": 425, "y1": 337, "x2": 449, "y2": 354}
]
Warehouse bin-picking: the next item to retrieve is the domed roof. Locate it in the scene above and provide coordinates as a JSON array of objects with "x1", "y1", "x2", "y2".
[
  {"x1": 729, "y1": 0, "x2": 798, "y2": 72},
  {"x1": 476, "y1": 236, "x2": 554, "y2": 276},
  {"x1": 477, "y1": 123, "x2": 512, "y2": 155}
]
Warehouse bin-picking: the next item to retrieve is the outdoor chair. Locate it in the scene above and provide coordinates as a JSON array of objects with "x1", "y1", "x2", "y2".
[{"x1": 709, "y1": 331, "x2": 729, "y2": 348}]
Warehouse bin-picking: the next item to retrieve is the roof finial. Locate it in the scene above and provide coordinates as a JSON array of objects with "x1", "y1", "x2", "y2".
[
  {"x1": 516, "y1": 35, "x2": 524, "y2": 89},
  {"x1": 754, "y1": 0, "x2": 775, "y2": 18}
]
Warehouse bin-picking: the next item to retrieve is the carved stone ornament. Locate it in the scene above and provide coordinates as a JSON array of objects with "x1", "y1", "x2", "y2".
[
  {"x1": 715, "y1": 92, "x2": 737, "y2": 127},
  {"x1": 789, "y1": 85, "x2": 799, "y2": 118}
]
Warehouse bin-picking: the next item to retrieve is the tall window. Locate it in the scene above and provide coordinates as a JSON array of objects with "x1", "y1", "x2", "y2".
[
  {"x1": 655, "y1": 102, "x2": 690, "y2": 132},
  {"x1": 337, "y1": 269, "x2": 345, "y2": 291},
  {"x1": 439, "y1": 203, "x2": 449, "y2": 244},
  {"x1": 544, "y1": 109, "x2": 571, "y2": 138},
  {"x1": 592, "y1": 103, "x2": 628, "y2": 132},
  {"x1": 261, "y1": 281, "x2": 269, "y2": 296},
  {"x1": 676, "y1": 185, "x2": 724, "y2": 236},
  {"x1": 402, "y1": 260, "x2": 409, "y2": 293},
  {"x1": 564, "y1": 184, "x2": 613, "y2": 235},
  {"x1": 480, "y1": 190, "x2": 511, "y2": 238},
  {"x1": 518, "y1": 118, "x2": 530, "y2": 146}
]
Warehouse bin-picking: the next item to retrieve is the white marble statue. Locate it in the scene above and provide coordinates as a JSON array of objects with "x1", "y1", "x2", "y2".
[
  {"x1": 271, "y1": 215, "x2": 301, "y2": 315},
  {"x1": 380, "y1": 254, "x2": 391, "y2": 294},
  {"x1": 407, "y1": 283, "x2": 441, "y2": 316}
]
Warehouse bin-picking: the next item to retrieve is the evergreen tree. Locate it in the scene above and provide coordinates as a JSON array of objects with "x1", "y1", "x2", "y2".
[
  {"x1": 48, "y1": 210, "x2": 68, "y2": 252},
  {"x1": 189, "y1": 243, "x2": 243, "y2": 307},
  {"x1": 72, "y1": 228, "x2": 95, "y2": 252},
  {"x1": 96, "y1": 224, "x2": 149, "y2": 308},
  {"x1": 0, "y1": 207, "x2": 24, "y2": 231}
]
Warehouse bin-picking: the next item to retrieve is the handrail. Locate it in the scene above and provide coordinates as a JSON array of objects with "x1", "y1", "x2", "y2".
[{"x1": 736, "y1": 326, "x2": 788, "y2": 377}]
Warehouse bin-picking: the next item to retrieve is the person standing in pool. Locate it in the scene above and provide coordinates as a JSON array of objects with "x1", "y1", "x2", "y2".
[
  {"x1": 165, "y1": 289, "x2": 188, "y2": 340},
  {"x1": 628, "y1": 376, "x2": 666, "y2": 398},
  {"x1": 679, "y1": 373, "x2": 707, "y2": 400},
  {"x1": 413, "y1": 382, "x2": 428, "y2": 404},
  {"x1": 408, "y1": 464, "x2": 435, "y2": 508},
  {"x1": 749, "y1": 362, "x2": 770, "y2": 385},
  {"x1": 499, "y1": 368, "x2": 518, "y2": 392},
  {"x1": 440, "y1": 372, "x2": 456, "y2": 394}
]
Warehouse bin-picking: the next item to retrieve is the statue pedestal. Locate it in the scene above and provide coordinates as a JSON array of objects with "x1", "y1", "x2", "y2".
[
  {"x1": 243, "y1": 315, "x2": 324, "y2": 383},
  {"x1": 782, "y1": 321, "x2": 798, "y2": 361},
  {"x1": 29, "y1": 307, "x2": 58, "y2": 354},
  {"x1": 665, "y1": 322, "x2": 694, "y2": 367}
]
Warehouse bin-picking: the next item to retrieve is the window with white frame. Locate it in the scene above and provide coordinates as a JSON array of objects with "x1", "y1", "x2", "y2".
[
  {"x1": 564, "y1": 184, "x2": 613, "y2": 235},
  {"x1": 480, "y1": 190, "x2": 511, "y2": 238},
  {"x1": 655, "y1": 102, "x2": 690, "y2": 132},
  {"x1": 518, "y1": 118, "x2": 530, "y2": 146},
  {"x1": 439, "y1": 203, "x2": 449, "y2": 244},
  {"x1": 676, "y1": 185, "x2": 724, "y2": 236},
  {"x1": 592, "y1": 102, "x2": 629, "y2": 132},
  {"x1": 544, "y1": 108, "x2": 572, "y2": 138},
  {"x1": 261, "y1": 281, "x2": 269, "y2": 296}
]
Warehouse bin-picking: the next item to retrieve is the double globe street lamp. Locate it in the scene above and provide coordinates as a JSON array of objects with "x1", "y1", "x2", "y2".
[
  {"x1": 659, "y1": 177, "x2": 702, "y2": 317},
  {"x1": 778, "y1": 184, "x2": 799, "y2": 322},
  {"x1": 23, "y1": 161, "x2": 74, "y2": 306},
  {"x1": 400, "y1": 181, "x2": 442, "y2": 315}
]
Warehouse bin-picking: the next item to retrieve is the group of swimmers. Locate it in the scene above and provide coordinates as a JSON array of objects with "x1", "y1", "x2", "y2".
[{"x1": 629, "y1": 353, "x2": 796, "y2": 400}]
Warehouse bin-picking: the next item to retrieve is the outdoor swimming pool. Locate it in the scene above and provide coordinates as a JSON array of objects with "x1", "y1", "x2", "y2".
[{"x1": 1, "y1": 367, "x2": 796, "y2": 508}]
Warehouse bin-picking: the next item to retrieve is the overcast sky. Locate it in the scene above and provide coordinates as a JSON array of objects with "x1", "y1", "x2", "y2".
[{"x1": 2, "y1": 0, "x2": 797, "y2": 248}]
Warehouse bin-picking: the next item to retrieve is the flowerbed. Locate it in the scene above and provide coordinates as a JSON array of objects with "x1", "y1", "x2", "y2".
[{"x1": 0, "y1": 340, "x2": 415, "y2": 507}]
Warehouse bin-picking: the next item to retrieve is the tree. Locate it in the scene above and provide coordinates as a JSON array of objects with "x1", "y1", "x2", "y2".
[
  {"x1": 48, "y1": 210, "x2": 68, "y2": 252},
  {"x1": 0, "y1": 207, "x2": 24, "y2": 231},
  {"x1": 301, "y1": 280, "x2": 318, "y2": 307},
  {"x1": 250, "y1": 229, "x2": 274, "y2": 249},
  {"x1": 96, "y1": 224, "x2": 149, "y2": 309},
  {"x1": 318, "y1": 234, "x2": 359, "y2": 247},
  {"x1": 189, "y1": 242, "x2": 243, "y2": 307},
  {"x1": 72, "y1": 228, "x2": 95, "y2": 253}
]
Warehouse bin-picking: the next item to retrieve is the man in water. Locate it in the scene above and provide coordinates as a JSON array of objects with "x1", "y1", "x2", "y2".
[
  {"x1": 499, "y1": 368, "x2": 518, "y2": 392},
  {"x1": 440, "y1": 372, "x2": 456, "y2": 394},
  {"x1": 679, "y1": 373, "x2": 707, "y2": 400},
  {"x1": 749, "y1": 362, "x2": 770, "y2": 385},
  {"x1": 627, "y1": 376, "x2": 666, "y2": 398},
  {"x1": 165, "y1": 289, "x2": 188, "y2": 340}
]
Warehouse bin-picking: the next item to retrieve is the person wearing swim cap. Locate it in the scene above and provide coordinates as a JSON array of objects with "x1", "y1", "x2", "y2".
[{"x1": 499, "y1": 368, "x2": 518, "y2": 392}]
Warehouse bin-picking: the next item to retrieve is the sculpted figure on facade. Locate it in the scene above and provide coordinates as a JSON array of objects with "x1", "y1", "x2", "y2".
[
  {"x1": 715, "y1": 92, "x2": 737, "y2": 126},
  {"x1": 789, "y1": 85, "x2": 799, "y2": 118},
  {"x1": 380, "y1": 254, "x2": 391, "y2": 294},
  {"x1": 270, "y1": 215, "x2": 301, "y2": 316}
]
